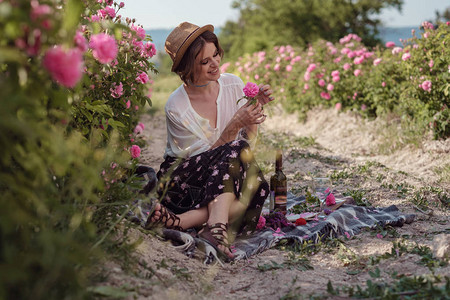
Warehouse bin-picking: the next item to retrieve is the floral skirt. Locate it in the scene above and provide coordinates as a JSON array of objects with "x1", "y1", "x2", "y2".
[{"x1": 156, "y1": 140, "x2": 269, "y2": 234}]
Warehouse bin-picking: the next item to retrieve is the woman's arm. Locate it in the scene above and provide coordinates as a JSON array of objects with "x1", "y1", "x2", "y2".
[{"x1": 210, "y1": 102, "x2": 265, "y2": 149}]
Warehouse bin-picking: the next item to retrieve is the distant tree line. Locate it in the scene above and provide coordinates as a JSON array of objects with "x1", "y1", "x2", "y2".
[{"x1": 219, "y1": 0, "x2": 405, "y2": 60}]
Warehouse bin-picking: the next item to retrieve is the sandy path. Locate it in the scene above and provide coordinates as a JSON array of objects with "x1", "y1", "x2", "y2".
[{"x1": 101, "y1": 107, "x2": 449, "y2": 300}]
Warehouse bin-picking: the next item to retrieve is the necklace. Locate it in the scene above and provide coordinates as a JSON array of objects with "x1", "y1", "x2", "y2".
[{"x1": 193, "y1": 81, "x2": 211, "y2": 88}]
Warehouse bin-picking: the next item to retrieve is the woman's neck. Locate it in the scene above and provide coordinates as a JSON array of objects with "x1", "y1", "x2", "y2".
[{"x1": 185, "y1": 80, "x2": 217, "y2": 94}]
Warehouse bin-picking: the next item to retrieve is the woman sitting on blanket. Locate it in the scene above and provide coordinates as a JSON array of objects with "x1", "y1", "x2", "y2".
[{"x1": 145, "y1": 22, "x2": 274, "y2": 259}]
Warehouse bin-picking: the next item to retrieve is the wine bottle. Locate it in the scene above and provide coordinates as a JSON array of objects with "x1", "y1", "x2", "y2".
[{"x1": 270, "y1": 150, "x2": 287, "y2": 214}]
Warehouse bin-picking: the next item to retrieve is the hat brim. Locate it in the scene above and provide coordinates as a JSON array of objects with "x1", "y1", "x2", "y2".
[{"x1": 170, "y1": 24, "x2": 214, "y2": 72}]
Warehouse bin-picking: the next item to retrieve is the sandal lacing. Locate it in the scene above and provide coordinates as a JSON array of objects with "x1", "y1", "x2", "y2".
[
  {"x1": 199, "y1": 222, "x2": 233, "y2": 259},
  {"x1": 144, "y1": 202, "x2": 184, "y2": 231}
]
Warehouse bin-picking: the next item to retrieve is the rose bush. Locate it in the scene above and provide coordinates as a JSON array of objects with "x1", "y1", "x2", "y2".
[
  {"x1": 225, "y1": 22, "x2": 450, "y2": 139},
  {"x1": 0, "y1": 0, "x2": 156, "y2": 298}
]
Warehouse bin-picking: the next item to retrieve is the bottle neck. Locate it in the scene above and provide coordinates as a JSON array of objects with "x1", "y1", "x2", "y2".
[{"x1": 275, "y1": 151, "x2": 283, "y2": 171}]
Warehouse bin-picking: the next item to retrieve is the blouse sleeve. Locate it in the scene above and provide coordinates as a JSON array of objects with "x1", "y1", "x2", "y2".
[{"x1": 165, "y1": 108, "x2": 212, "y2": 158}]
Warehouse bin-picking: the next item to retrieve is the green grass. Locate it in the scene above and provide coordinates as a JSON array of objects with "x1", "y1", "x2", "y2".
[
  {"x1": 374, "y1": 115, "x2": 427, "y2": 155},
  {"x1": 434, "y1": 163, "x2": 450, "y2": 184}
]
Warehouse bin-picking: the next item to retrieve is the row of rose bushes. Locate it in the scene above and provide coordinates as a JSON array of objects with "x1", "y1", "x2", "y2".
[
  {"x1": 0, "y1": 0, "x2": 156, "y2": 298},
  {"x1": 223, "y1": 21, "x2": 450, "y2": 139}
]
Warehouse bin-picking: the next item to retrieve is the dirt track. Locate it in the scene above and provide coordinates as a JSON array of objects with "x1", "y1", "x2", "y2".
[{"x1": 101, "y1": 105, "x2": 449, "y2": 299}]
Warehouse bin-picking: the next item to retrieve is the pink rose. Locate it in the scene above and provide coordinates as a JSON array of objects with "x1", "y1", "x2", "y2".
[
  {"x1": 341, "y1": 47, "x2": 350, "y2": 55},
  {"x1": 221, "y1": 62, "x2": 231, "y2": 73},
  {"x1": 90, "y1": 15, "x2": 100, "y2": 22},
  {"x1": 354, "y1": 69, "x2": 361, "y2": 77},
  {"x1": 428, "y1": 59, "x2": 434, "y2": 68},
  {"x1": 131, "y1": 24, "x2": 146, "y2": 40},
  {"x1": 343, "y1": 63, "x2": 351, "y2": 70},
  {"x1": 353, "y1": 56, "x2": 364, "y2": 64},
  {"x1": 320, "y1": 92, "x2": 331, "y2": 100},
  {"x1": 335, "y1": 102, "x2": 342, "y2": 111},
  {"x1": 318, "y1": 79, "x2": 325, "y2": 87},
  {"x1": 97, "y1": 7, "x2": 116, "y2": 18},
  {"x1": 125, "y1": 100, "x2": 131, "y2": 109},
  {"x1": 30, "y1": 2, "x2": 52, "y2": 21},
  {"x1": 392, "y1": 47, "x2": 403, "y2": 55},
  {"x1": 373, "y1": 58, "x2": 382, "y2": 66},
  {"x1": 331, "y1": 70, "x2": 340, "y2": 77},
  {"x1": 43, "y1": 46, "x2": 83, "y2": 88},
  {"x1": 145, "y1": 42, "x2": 156, "y2": 57},
  {"x1": 136, "y1": 72, "x2": 149, "y2": 84},
  {"x1": 307, "y1": 63, "x2": 316, "y2": 72},
  {"x1": 401, "y1": 53, "x2": 411, "y2": 61},
  {"x1": 110, "y1": 82, "x2": 123, "y2": 98},
  {"x1": 243, "y1": 82, "x2": 259, "y2": 98},
  {"x1": 134, "y1": 123, "x2": 144, "y2": 134},
  {"x1": 286, "y1": 65, "x2": 293, "y2": 72},
  {"x1": 382, "y1": 82, "x2": 386, "y2": 87},
  {"x1": 304, "y1": 83, "x2": 309, "y2": 90},
  {"x1": 421, "y1": 21, "x2": 434, "y2": 30},
  {"x1": 332, "y1": 76, "x2": 340, "y2": 82},
  {"x1": 304, "y1": 71, "x2": 311, "y2": 81},
  {"x1": 419, "y1": 80, "x2": 432, "y2": 92},
  {"x1": 74, "y1": 30, "x2": 88, "y2": 52},
  {"x1": 273, "y1": 64, "x2": 280, "y2": 71},
  {"x1": 385, "y1": 41, "x2": 395, "y2": 48},
  {"x1": 130, "y1": 145, "x2": 141, "y2": 158},
  {"x1": 326, "y1": 192, "x2": 336, "y2": 206},
  {"x1": 89, "y1": 33, "x2": 117, "y2": 64},
  {"x1": 256, "y1": 216, "x2": 266, "y2": 230},
  {"x1": 327, "y1": 84, "x2": 334, "y2": 91}
]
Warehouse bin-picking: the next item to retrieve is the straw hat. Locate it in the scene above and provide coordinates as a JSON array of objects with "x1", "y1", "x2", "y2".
[{"x1": 165, "y1": 22, "x2": 214, "y2": 71}]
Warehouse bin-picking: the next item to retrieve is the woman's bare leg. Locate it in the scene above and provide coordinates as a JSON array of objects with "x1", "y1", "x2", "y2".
[
  {"x1": 151, "y1": 194, "x2": 247, "y2": 229},
  {"x1": 149, "y1": 203, "x2": 208, "y2": 229}
]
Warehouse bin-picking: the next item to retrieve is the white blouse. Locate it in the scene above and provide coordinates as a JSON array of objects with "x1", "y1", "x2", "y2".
[{"x1": 164, "y1": 73, "x2": 255, "y2": 158}]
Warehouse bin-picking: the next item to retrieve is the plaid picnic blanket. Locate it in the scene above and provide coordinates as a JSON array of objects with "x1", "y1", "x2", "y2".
[{"x1": 126, "y1": 192, "x2": 415, "y2": 265}]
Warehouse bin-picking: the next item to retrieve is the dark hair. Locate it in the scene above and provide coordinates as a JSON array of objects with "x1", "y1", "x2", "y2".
[{"x1": 174, "y1": 31, "x2": 224, "y2": 85}]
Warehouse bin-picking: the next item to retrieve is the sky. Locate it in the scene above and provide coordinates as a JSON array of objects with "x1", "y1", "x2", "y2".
[{"x1": 119, "y1": 0, "x2": 449, "y2": 30}]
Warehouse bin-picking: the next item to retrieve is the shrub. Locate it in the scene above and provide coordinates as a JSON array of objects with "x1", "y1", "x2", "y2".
[
  {"x1": 0, "y1": 0, "x2": 156, "y2": 298},
  {"x1": 224, "y1": 22, "x2": 450, "y2": 139}
]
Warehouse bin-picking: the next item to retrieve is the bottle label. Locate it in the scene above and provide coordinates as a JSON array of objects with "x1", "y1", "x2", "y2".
[
  {"x1": 269, "y1": 191, "x2": 275, "y2": 210},
  {"x1": 275, "y1": 195, "x2": 287, "y2": 204},
  {"x1": 275, "y1": 185, "x2": 287, "y2": 197}
]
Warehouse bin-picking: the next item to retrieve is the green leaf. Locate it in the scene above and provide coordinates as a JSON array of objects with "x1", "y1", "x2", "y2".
[
  {"x1": 88, "y1": 285, "x2": 133, "y2": 298},
  {"x1": 0, "y1": 47, "x2": 26, "y2": 64},
  {"x1": 85, "y1": 102, "x2": 114, "y2": 116},
  {"x1": 63, "y1": 0, "x2": 83, "y2": 33},
  {"x1": 346, "y1": 269, "x2": 361, "y2": 275},
  {"x1": 145, "y1": 96, "x2": 152, "y2": 107},
  {"x1": 107, "y1": 119, "x2": 125, "y2": 129},
  {"x1": 369, "y1": 267, "x2": 381, "y2": 278}
]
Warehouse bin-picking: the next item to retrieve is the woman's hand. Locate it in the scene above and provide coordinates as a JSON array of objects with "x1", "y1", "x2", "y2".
[
  {"x1": 234, "y1": 101, "x2": 266, "y2": 127},
  {"x1": 256, "y1": 84, "x2": 274, "y2": 106},
  {"x1": 211, "y1": 102, "x2": 265, "y2": 148}
]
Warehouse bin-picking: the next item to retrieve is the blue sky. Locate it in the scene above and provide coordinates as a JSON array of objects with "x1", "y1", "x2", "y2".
[{"x1": 119, "y1": 0, "x2": 448, "y2": 30}]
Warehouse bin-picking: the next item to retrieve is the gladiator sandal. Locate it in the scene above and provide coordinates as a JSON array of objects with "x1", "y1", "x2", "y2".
[
  {"x1": 199, "y1": 222, "x2": 234, "y2": 260},
  {"x1": 144, "y1": 202, "x2": 184, "y2": 231}
]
